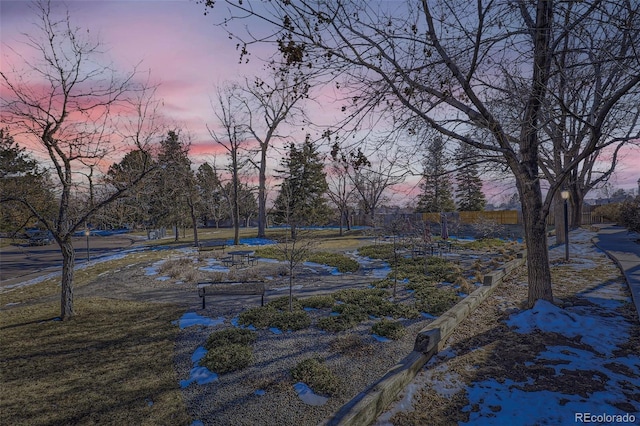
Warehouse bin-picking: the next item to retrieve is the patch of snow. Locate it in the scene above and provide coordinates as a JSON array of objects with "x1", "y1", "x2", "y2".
[
  {"x1": 302, "y1": 261, "x2": 342, "y2": 275},
  {"x1": 269, "y1": 327, "x2": 283, "y2": 335},
  {"x1": 255, "y1": 389, "x2": 266, "y2": 396},
  {"x1": 174, "y1": 312, "x2": 225, "y2": 329},
  {"x1": 230, "y1": 316, "x2": 256, "y2": 330},
  {"x1": 156, "y1": 276, "x2": 171, "y2": 281},
  {"x1": 293, "y1": 382, "x2": 328, "y2": 406},
  {"x1": 372, "y1": 334, "x2": 391, "y2": 342},
  {"x1": 180, "y1": 366, "x2": 218, "y2": 388},
  {"x1": 191, "y1": 346, "x2": 208, "y2": 364},
  {"x1": 506, "y1": 300, "x2": 629, "y2": 355}
]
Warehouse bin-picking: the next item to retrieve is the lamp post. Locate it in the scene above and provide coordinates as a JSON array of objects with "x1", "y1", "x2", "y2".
[
  {"x1": 561, "y1": 189, "x2": 570, "y2": 261},
  {"x1": 84, "y1": 229, "x2": 90, "y2": 262}
]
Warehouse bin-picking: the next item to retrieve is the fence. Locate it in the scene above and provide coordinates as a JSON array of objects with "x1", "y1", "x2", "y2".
[{"x1": 421, "y1": 210, "x2": 520, "y2": 225}]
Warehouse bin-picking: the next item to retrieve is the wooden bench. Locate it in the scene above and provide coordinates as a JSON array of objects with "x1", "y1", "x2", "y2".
[
  {"x1": 198, "y1": 239, "x2": 227, "y2": 252},
  {"x1": 197, "y1": 281, "x2": 266, "y2": 309}
]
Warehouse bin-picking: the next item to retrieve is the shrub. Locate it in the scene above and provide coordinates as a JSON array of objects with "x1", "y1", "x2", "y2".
[
  {"x1": 238, "y1": 306, "x2": 277, "y2": 328},
  {"x1": 301, "y1": 295, "x2": 335, "y2": 309},
  {"x1": 357, "y1": 244, "x2": 395, "y2": 260},
  {"x1": 414, "y1": 284, "x2": 460, "y2": 315},
  {"x1": 329, "y1": 335, "x2": 374, "y2": 357},
  {"x1": 619, "y1": 196, "x2": 640, "y2": 233},
  {"x1": 201, "y1": 343, "x2": 253, "y2": 374},
  {"x1": 271, "y1": 310, "x2": 311, "y2": 331},
  {"x1": 593, "y1": 203, "x2": 623, "y2": 222},
  {"x1": 372, "y1": 319, "x2": 406, "y2": 340},
  {"x1": 291, "y1": 358, "x2": 339, "y2": 396},
  {"x1": 267, "y1": 296, "x2": 303, "y2": 311},
  {"x1": 205, "y1": 328, "x2": 257, "y2": 350},
  {"x1": 307, "y1": 252, "x2": 360, "y2": 273},
  {"x1": 318, "y1": 315, "x2": 358, "y2": 332}
]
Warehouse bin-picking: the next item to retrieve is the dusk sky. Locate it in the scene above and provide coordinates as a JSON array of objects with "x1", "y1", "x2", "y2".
[{"x1": 1, "y1": 0, "x2": 638, "y2": 204}]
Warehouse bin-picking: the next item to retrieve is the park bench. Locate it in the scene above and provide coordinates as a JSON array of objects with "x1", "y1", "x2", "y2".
[
  {"x1": 196, "y1": 281, "x2": 266, "y2": 309},
  {"x1": 198, "y1": 239, "x2": 227, "y2": 252}
]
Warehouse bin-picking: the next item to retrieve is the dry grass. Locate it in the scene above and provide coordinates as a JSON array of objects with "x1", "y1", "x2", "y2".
[
  {"x1": 388, "y1": 246, "x2": 639, "y2": 425},
  {"x1": 0, "y1": 298, "x2": 190, "y2": 426},
  {"x1": 0, "y1": 250, "x2": 178, "y2": 307}
]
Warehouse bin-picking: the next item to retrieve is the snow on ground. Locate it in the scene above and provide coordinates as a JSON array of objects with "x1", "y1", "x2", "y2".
[{"x1": 377, "y1": 227, "x2": 639, "y2": 426}]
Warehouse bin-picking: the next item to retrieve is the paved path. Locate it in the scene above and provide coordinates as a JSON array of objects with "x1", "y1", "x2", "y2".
[{"x1": 592, "y1": 224, "x2": 640, "y2": 321}]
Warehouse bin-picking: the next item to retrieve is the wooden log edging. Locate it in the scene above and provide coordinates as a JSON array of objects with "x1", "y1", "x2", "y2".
[{"x1": 327, "y1": 253, "x2": 527, "y2": 426}]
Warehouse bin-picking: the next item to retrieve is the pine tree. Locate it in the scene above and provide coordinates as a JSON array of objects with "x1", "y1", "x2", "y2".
[
  {"x1": 154, "y1": 130, "x2": 195, "y2": 240},
  {"x1": 455, "y1": 143, "x2": 486, "y2": 211},
  {"x1": 274, "y1": 137, "x2": 330, "y2": 238},
  {"x1": 416, "y1": 137, "x2": 455, "y2": 213}
]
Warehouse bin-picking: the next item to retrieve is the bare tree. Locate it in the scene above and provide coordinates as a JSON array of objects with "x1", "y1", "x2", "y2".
[
  {"x1": 351, "y1": 150, "x2": 406, "y2": 226},
  {"x1": 208, "y1": 85, "x2": 249, "y2": 245},
  {"x1": 0, "y1": 0, "x2": 158, "y2": 319},
  {"x1": 238, "y1": 71, "x2": 310, "y2": 238},
  {"x1": 203, "y1": 0, "x2": 640, "y2": 307}
]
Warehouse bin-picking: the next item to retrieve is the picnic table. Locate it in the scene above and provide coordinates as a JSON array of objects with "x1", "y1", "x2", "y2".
[{"x1": 222, "y1": 250, "x2": 257, "y2": 267}]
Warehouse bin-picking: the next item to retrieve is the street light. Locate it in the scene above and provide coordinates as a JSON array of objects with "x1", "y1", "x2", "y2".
[
  {"x1": 84, "y1": 229, "x2": 90, "y2": 262},
  {"x1": 560, "y1": 189, "x2": 570, "y2": 261}
]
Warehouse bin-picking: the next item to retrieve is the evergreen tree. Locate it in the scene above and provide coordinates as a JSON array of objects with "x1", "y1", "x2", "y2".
[
  {"x1": 195, "y1": 163, "x2": 226, "y2": 227},
  {"x1": 104, "y1": 149, "x2": 156, "y2": 228},
  {"x1": 416, "y1": 137, "x2": 455, "y2": 213},
  {"x1": 455, "y1": 143, "x2": 486, "y2": 211},
  {"x1": 0, "y1": 128, "x2": 56, "y2": 233},
  {"x1": 273, "y1": 137, "x2": 330, "y2": 238},
  {"x1": 154, "y1": 130, "x2": 196, "y2": 241}
]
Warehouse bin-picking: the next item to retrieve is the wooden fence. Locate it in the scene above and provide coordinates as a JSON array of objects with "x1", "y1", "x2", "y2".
[{"x1": 421, "y1": 210, "x2": 520, "y2": 225}]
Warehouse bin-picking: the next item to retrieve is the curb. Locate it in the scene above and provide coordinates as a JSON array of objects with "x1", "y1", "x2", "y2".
[{"x1": 327, "y1": 254, "x2": 527, "y2": 426}]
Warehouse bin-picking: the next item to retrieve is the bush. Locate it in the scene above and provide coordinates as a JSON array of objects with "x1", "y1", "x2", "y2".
[
  {"x1": 357, "y1": 244, "x2": 396, "y2": 260},
  {"x1": 201, "y1": 343, "x2": 253, "y2": 374},
  {"x1": 307, "y1": 252, "x2": 360, "y2": 273},
  {"x1": 301, "y1": 295, "x2": 335, "y2": 309},
  {"x1": 238, "y1": 306, "x2": 277, "y2": 328},
  {"x1": 413, "y1": 284, "x2": 460, "y2": 315},
  {"x1": 372, "y1": 319, "x2": 406, "y2": 340},
  {"x1": 271, "y1": 310, "x2": 311, "y2": 331},
  {"x1": 205, "y1": 328, "x2": 257, "y2": 350},
  {"x1": 267, "y1": 296, "x2": 303, "y2": 311},
  {"x1": 238, "y1": 301, "x2": 310, "y2": 331},
  {"x1": 593, "y1": 203, "x2": 622, "y2": 222},
  {"x1": 619, "y1": 197, "x2": 640, "y2": 233},
  {"x1": 291, "y1": 358, "x2": 339, "y2": 396},
  {"x1": 318, "y1": 314, "x2": 358, "y2": 332}
]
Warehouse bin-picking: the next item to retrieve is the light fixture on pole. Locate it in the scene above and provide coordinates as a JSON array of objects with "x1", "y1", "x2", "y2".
[{"x1": 560, "y1": 189, "x2": 570, "y2": 261}]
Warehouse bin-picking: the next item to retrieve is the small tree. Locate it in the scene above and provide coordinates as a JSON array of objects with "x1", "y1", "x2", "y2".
[{"x1": 275, "y1": 231, "x2": 315, "y2": 312}]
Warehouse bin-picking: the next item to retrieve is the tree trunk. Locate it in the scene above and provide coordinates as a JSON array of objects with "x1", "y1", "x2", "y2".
[
  {"x1": 570, "y1": 186, "x2": 583, "y2": 227},
  {"x1": 257, "y1": 150, "x2": 268, "y2": 238},
  {"x1": 554, "y1": 192, "x2": 566, "y2": 245},
  {"x1": 60, "y1": 239, "x2": 76, "y2": 320},
  {"x1": 520, "y1": 185, "x2": 554, "y2": 307},
  {"x1": 190, "y1": 203, "x2": 199, "y2": 248}
]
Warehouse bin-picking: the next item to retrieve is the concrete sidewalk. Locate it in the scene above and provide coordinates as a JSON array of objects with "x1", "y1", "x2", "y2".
[{"x1": 592, "y1": 223, "x2": 640, "y2": 321}]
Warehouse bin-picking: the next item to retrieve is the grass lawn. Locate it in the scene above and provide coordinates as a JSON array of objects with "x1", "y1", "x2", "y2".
[{"x1": 0, "y1": 299, "x2": 191, "y2": 426}]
